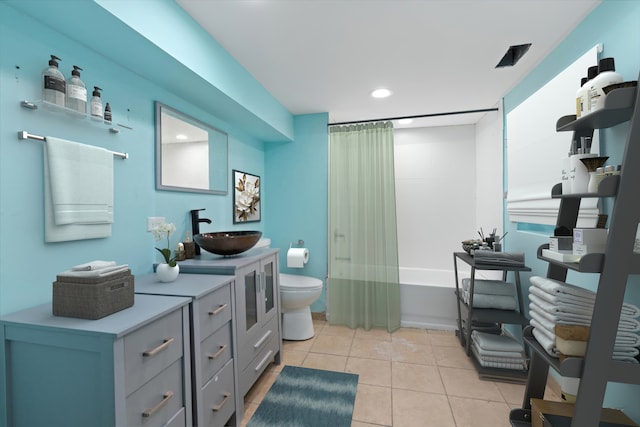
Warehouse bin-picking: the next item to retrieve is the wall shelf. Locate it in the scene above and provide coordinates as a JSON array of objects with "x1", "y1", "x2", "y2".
[
  {"x1": 511, "y1": 73, "x2": 640, "y2": 427},
  {"x1": 20, "y1": 100, "x2": 131, "y2": 133}
]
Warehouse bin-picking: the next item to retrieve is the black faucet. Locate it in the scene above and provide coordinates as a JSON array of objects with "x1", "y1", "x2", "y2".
[{"x1": 190, "y1": 208, "x2": 212, "y2": 255}]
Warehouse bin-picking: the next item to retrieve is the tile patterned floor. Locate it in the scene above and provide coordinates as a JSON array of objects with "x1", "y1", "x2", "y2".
[{"x1": 241, "y1": 321, "x2": 561, "y2": 427}]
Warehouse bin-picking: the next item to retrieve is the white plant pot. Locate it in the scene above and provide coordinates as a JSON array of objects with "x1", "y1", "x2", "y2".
[{"x1": 156, "y1": 263, "x2": 179, "y2": 283}]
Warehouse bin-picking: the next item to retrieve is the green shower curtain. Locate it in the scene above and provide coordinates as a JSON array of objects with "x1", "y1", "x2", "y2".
[{"x1": 328, "y1": 122, "x2": 401, "y2": 332}]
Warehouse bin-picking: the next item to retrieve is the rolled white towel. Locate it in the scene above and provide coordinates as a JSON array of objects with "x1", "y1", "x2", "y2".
[
  {"x1": 58, "y1": 264, "x2": 129, "y2": 278},
  {"x1": 71, "y1": 260, "x2": 117, "y2": 271}
]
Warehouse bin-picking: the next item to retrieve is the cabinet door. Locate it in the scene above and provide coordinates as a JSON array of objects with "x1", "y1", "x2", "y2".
[
  {"x1": 261, "y1": 255, "x2": 278, "y2": 323},
  {"x1": 236, "y1": 263, "x2": 260, "y2": 339}
]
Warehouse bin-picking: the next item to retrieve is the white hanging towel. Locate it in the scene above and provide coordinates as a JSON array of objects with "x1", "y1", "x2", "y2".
[
  {"x1": 45, "y1": 136, "x2": 113, "y2": 225},
  {"x1": 44, "y1": 137, "x2": 113, "y2": 242}
]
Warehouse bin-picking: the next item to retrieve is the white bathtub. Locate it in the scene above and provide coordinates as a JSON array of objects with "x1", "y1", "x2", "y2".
[{"x1": 399, "y1": 267, "x2": 499, "y2": 330}]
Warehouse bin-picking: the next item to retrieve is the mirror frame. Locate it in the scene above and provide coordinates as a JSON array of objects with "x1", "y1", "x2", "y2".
[{"x1": 155, "y1": 101, "x2": 228, "y2": 195}]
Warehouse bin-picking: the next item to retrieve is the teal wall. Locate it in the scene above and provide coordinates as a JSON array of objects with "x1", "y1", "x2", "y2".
[
  {"x1": 265, "y1": 114, "x2": 329, "y2": 312},
  {"x1": 0, "y1": 1, "x2": 332, "y2": 316},
  {"x1": 503, "y1": 0, "x2": 640, "y2": 418}
]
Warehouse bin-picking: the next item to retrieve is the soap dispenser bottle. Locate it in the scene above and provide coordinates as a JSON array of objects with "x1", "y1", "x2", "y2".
[
  {"x1": 42, "y1": 54, "x2": 66, "y2": 107},
  {"x1": 90, "y1": 86, "x2": 103, "y2": 120},
  {"x1": 65, "y1": 65, "x2": 87, "y2": 114}
]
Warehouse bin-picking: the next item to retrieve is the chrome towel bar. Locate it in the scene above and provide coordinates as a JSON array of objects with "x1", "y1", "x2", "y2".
[{"x1": 18, "y1": 131, "x2": 129, "y2": 159}]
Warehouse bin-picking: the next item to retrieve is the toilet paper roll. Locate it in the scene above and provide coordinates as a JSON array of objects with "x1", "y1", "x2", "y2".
[{"x1": 287, "y1": 248, "x2": 309, "y2": 268}]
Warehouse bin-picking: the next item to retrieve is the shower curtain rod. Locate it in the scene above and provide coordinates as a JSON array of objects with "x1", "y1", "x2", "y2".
[{"x1": 327, "y1": 107, "x2": 499, "y2": 127}]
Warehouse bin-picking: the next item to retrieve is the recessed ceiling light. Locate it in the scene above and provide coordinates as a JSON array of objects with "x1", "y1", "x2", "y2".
[
  {"x1": 398, "y1": 118, "x2": 413, "y2": 125},
  {"x1": 176, "y1": 134, "x2": 188, "y2": 140},
  {"x1": 371, "y1": 88, "x2": 392, "y2": 98}
]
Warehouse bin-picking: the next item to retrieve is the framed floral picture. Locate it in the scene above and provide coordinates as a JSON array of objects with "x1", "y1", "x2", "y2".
[{"x1": 233, "y1": 170, "x2": 261, "y2": 223}]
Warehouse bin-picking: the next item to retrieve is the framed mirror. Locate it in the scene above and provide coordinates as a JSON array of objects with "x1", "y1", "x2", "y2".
[{"x1": 155, "y1": 102, "x2": 228, "y2": 194}]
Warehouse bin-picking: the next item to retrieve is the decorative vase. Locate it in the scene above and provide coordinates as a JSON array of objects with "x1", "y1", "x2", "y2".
[{"x1": 156, "y1": 263, "x2": 179, "y2": 283}]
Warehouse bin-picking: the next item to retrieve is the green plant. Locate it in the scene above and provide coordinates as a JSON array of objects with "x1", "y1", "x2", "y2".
[{"x1": 152, "y1": 222, "x2": 177, "y2": 267}]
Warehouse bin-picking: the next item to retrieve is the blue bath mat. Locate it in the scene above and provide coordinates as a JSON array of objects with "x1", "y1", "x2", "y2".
[{"x1": 247, "y1": 366, "x2": 359, "y2": 427}]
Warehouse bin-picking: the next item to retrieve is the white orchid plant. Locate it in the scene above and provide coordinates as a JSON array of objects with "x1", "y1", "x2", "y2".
[{"x1": 152, "y1": 222, "x2": 177, "y2": 267}]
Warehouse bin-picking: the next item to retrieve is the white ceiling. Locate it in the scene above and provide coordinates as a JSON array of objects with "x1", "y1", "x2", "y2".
[{"x1": 177, "y1": 0, "x2": 600, "y2": 129}]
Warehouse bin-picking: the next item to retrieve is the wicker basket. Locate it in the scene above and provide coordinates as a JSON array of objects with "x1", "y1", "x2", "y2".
[{"x1": 53, "y1": 271, "x2": 134, "y2": 320}]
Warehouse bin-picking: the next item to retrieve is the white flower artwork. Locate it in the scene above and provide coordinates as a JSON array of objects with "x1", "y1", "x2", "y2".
[{"x1": 233, "y1": 170, "x2": 261, "y2": 223}]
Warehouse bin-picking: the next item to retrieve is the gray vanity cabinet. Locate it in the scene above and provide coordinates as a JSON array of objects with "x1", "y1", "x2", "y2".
[
  {"x1": 179, "y1": 248, "x2": 282, "y2": 398},
  {"x1": 135, "y1": 273, "x2": 238, "y2": 427},
  {"x1": 234, "y1": 253, "x2": 280, "y2": 396},
  {"x1": 0, "y1": 294, "x2": 192, "y2": 427}
]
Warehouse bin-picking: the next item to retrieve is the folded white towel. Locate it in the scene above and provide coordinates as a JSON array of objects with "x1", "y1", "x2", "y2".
[
  {"x1": 471, "y1": 343, "x2": 526, "y2": 370},
  {"x1": 58, "y1": 264, "x2": 129, "y2": 279},
  {"x1": 471, "y1": 331, "x2": 524, "y2": 352},
  {"x1": 463, "y1": 290, "x2": 517, "y2": 310},
  {"x1": 530, "y1": 276, "x2": 640, "y2": 318},
  {"x1": 461, "y1": 278, "x2": 515, "y2": 296},
  {"x1": 530, "y1": 307, "x2": 639, "y2": 347},
  {"x1": 71, "y1": 260, "x2": 117, "y2": 271},
  {"x1": 45, "y1": 136, "x2": 113, "y2": 225},
  {"x1": 529, "y1": 289, "x2": 595, "y2": 316},
  {"x1": 530, "y1": 296, "x2": 640, "y2": 332}
]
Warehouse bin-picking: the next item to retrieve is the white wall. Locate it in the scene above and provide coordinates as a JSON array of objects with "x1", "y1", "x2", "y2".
[
  {"x1": 394, "y1": 126, "x2": 477, "y2": 273},
  {"x1": 475, "y1": 109, "x2": 504, "y2": 238}
]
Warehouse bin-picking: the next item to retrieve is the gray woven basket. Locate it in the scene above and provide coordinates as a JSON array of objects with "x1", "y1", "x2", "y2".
[{"x1": 53, "y1": 272, "x2": 134, "y2": 320}]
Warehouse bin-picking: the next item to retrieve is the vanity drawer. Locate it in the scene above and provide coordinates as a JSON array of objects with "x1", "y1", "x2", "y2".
[
  {"x1": 200, "y1": 321, "x2": 233, "y2": 385},
  {"x1": 240, "y1": 332, "x2": 278, "y2": 397},
  {"x1": 201, "y1": 359, "x2": 236, "y2": 427},
  {"x1": 125, "y1": 308, "x2": 184, "y2": 395},
  {"x1": 198, "y1": 283, "x2": 232, "y2": 340},
  {"x1": 125, "y1": 358, "x2": 185, "y2": 427},
  {"x1": 239, "y1": 314, "x2": 278, "y2": 372}
]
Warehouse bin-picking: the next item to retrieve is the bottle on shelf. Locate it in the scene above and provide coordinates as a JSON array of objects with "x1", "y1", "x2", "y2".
[
  {"x1": 42, "y1": 54, "x2": 66, "y2": 108},
  {"x1": 575, "y1": 76, "x2": 588, "y2": 118},
  {"x1": 90, "y1": 86, "x2": 103, "y2": 121},
  {"x1": 65, "y1": 65, "x2": 87, "y2": 115},
  {"x1": 103, "y1": 102, "x2": 112, "y2": 124},
  {"x1": 588, "y1": 57, "x2": 623, "y2": 113},
  {"x1": 580, "y1": 65, "x2": 599, "y2": 117}
]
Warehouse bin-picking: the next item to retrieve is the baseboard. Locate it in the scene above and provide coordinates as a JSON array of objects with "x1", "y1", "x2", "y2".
[{"x1": 311, "y1": 312, "x2": 327, "y2": 321}]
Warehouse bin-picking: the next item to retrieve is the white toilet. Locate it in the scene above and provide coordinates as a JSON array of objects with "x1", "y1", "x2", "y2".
[{"x1": 279, "y1": 273, "x2": 323, "y2": 340}]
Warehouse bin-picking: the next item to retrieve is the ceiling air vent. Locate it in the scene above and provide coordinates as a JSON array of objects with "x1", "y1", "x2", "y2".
[{"x1": 495, "y1": 43, "x2": 532, "y2": 68}]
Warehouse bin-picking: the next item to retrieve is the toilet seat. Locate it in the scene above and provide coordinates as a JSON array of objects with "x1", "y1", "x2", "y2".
[{"x1": 280, "y1": 274, "x2": 323, "y2": 291}]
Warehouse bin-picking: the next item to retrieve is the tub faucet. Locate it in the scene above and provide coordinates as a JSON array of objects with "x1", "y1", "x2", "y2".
[{"x1": 190, "y1": 208, "x2": 212, "y2": 255}]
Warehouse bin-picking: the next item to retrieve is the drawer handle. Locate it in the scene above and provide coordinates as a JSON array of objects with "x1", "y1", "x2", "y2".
[
  {"x1": 208, "y1": 344, "x2": 227, "y2": 360},
  {"x1": 209, "y1": 303, "x2": 228, "y2": 316},
  {"x1": 142, "y1": 390, "x2": 174, "y2": 418},
  {"x1": 211, "y1": 392, "x2": 231, "y2": 412},
  {"x1": 143, "y1": 337, "x2": 174, "y2": 357},
  {"x1": 254, "y1": 350, "x2": 274, "y2": 372},
  {"x1": 253, "y1": 330, "x2": 272, "y2": 349}
]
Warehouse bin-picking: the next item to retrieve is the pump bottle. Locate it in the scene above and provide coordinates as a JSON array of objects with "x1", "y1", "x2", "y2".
[
  {"x1": 90, "y1": 86, "x2": 103, "y2": 120},
  {"x1": 65, "y1": 65, "x2": 87, "y2": 114},
  {"x1": 42, "y1": 55, "x2": 66, "y2": 107}
]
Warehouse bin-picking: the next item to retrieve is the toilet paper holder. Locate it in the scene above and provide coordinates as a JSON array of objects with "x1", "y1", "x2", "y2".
[{"x1": 290, "y1": 239, "x2": 304, "y2": 248}]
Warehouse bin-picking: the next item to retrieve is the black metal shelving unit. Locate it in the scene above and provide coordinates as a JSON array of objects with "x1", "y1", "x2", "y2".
[
  {"x1": 509, "y1": 79, "x2": 640, "y2": 426},
  {"x1": 453, "y1": 252, "x2": 532, "y2": 382}
]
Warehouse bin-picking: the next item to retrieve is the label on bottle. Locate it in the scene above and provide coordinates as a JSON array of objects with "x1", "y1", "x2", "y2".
[
  {"x1": 91, "y1": 101, "x2": 103, "y2": 117},
  {"x1": 44, "y1": 76, "x2": 65, "y2": 93},
  {"x1": 67, "y1": 85, "x2": 87, "y2": 101}
]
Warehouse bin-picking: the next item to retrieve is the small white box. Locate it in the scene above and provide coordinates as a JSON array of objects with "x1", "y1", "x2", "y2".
[
  {"x1": 573, "y1": 228, "x2": 608, "y2": 245},
  {"x1": 573, "y1": 242, "x2": 606, "y2": 256},
  {"x1": 549, "y1": 236, "x2": 572, "y2": 252}
]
